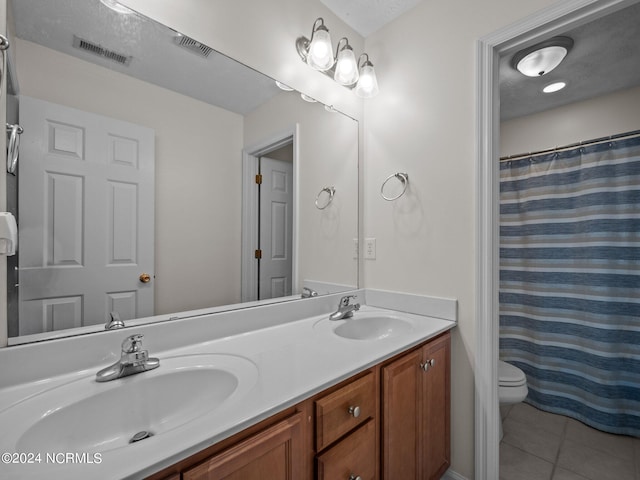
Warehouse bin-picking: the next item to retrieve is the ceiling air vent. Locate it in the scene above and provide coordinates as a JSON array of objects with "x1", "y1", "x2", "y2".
[
  {"x1": 72, "y1": 35, "x2": 132, "y2": 66},
  {"x1": 173, "y1": 34, "x2": 213, "y2": 58}
]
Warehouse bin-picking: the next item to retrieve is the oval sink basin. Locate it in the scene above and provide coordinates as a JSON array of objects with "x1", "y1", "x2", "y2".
[
  {"x1": 333, "y1": 316, "x2": 413, "y2": 340},
  {"x1": 1, "y1": 354, "x2": 258, "y2": 454}
]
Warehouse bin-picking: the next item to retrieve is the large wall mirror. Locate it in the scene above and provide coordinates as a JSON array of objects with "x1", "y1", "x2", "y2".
[{"x1": 5, "y1": 0, "x2": 359, "y2": 344}]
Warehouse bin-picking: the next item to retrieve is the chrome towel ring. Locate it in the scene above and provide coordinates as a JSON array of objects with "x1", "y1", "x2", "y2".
[
  {"x1": 6, "y1": 123, "x2": 23, "y2": 175},
  {"x1": 315, "y1": 186, "x2": 335, "y2": 210},
  {"x1": 380, "y1": 172, "x2": 409, "y2": 201}
]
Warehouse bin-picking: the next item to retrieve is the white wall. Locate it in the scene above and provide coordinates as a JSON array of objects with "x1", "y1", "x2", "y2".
[
  {"x1": 362, "y1": 1, "x2": 558, "y2": 477},
  {"x1": 501, "y1": 85, "x2": 640, "y2": 156},
  {"x1": 244, "y1": 92, "x2": 359, "y2": 291},
  {"x1": 15, "y1": 39, "x2": 245, "y2": 315}
]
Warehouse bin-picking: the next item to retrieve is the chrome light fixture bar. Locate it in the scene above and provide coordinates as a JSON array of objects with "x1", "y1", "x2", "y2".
[{"x1": 296, "y1": 17, "x2": 379, "y2": 98}]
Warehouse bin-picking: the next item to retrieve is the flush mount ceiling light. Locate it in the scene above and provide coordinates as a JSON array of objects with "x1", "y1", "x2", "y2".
[
  {"x1": 296, "y1": 17, "x2": 379, "y2": 98},
  {"x1": 511, "y1": 36, "x2": 574, "y2": 77},
  {"x1": 543, "y1": 81, "x2": 567, "y2": 93}
]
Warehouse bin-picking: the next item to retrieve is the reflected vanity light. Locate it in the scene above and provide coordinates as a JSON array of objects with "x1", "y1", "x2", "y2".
[
  {"x1": 296, "y1": 18, "x2": 379, "y2": 97},
  {"x1": 275, "y1": 80, "x2": 294, "y2": 91},
  {"x1": 99, "y1": 0, "x2": 134, "y2": 15}
]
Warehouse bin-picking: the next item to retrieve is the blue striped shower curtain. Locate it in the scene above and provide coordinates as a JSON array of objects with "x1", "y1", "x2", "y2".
[{"x1": 499, "y1": 134, "x2": 640, "y2": 437}]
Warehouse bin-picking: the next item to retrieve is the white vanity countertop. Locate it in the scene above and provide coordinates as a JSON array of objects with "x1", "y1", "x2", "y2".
[{"x1": 0, "y1": 303, "x2": 455, "y2": 480}]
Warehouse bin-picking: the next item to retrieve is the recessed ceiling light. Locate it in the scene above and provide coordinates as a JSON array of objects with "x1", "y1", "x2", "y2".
[
  {"x1": 543, "y1": 81, "x2": 567, "y2": 93},
  {"x1": 512, "y1": 37, "x2": 574, "y2": 77}
]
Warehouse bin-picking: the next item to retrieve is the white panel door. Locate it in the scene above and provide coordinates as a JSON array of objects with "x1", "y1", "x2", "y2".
[
  {"x1": 259, "y1": 157, "x2": 293, "y2": 300},
  {"x1": 18, "y1": 96, "x2": 155, "y2": 335}
]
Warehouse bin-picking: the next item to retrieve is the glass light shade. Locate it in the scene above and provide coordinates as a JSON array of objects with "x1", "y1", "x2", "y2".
[
  {"x1": 334, "y1": 47, "x2": 359, "y2": 86},
  {"x1": 100, "y1": 0, "x2": 133, "y2": 14},
  {"x1": 355, "y1": 64, "x2": 379, "y2": 98},
  {"x1": 543, "y1": 81, "x2": 567, "y2": 93},
  {"x1": 306, "y1": 28, "x2": 334, "y2": 71},
  {"x1": 516, "y1": 46, "x2": 568, "y2": 77}
]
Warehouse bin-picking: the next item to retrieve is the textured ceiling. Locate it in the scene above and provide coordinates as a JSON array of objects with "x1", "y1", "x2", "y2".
[
  {"x1": 320, "y1": 0, "x2": 423, "y2": 37},
  {"x1": 499, "y1": 2, "x2": 640, "y2": 120},
  {"x1": 10, "y1": 0, "x2": 280, "y2": 115}
]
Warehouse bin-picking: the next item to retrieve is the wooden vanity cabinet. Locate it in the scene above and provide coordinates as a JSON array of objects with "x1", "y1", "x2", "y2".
[
  {"x1": 382, "y1": 332, "x2": 451, "y2": 479},
  {"x1": 146, "y1": 331, "x2": 451, "y2": 480}
]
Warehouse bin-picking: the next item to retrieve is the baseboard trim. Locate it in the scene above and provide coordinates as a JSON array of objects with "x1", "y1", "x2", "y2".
[{"x1": 443, "y1": 468, "x2": 469, "y2": 480}]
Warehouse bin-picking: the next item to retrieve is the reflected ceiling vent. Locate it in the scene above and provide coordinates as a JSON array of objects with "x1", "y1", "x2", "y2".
[
  {"x1": 72, "y1": 35, "x2": 132, "y2": 66},
  {"x1": 173, "y1": 34, "x2": 213, "y2": 58}
]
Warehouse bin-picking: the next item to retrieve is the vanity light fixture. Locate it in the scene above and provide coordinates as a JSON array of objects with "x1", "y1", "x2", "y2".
[
  {"x1": 334, "y1": 38, "x2": 359, "y2": 86},
  {"x1": 302, "y1": 18, "x2": 335, "y2": 71},
  {"x1": 511, "y1": 36, "x2": 574, "y2": 77},
  {"x1": 300, "y1": 93, "x2": 317, "y2": 103},
  {"x1": 354, "y1": 54, "x2": 379, "y2": 98},
  {"x1": 296, "y1": 18, "x2": 379, "y2": 97}
]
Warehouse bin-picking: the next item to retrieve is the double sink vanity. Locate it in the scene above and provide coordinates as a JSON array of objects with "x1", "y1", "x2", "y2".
[{"x1": 0, "y1": 290, "x2": 456, "y2": 479}]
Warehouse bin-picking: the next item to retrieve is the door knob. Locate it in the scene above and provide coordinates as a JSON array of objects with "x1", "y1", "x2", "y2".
[{"x1": 139, "y1": 273, "x2": 151, "y2": 283}]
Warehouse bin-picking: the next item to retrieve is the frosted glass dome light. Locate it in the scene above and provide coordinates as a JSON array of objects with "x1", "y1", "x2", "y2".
[{"x1": 512, "y1": 37, "x2": 574, "y2": 77}]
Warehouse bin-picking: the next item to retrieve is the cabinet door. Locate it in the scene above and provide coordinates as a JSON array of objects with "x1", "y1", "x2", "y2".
[
  {"x1": 422, "y1": 334, "x2": 451, "y2": 479},
  {"x1": 382, "y1": 333, "x2": 451, "y2": 480},
  {"x1": 183, "y1": 413, "x2": 302, "y2": 480},
  {"x1": 382, "y1": 348, "x2": 423, "y2": 479}
]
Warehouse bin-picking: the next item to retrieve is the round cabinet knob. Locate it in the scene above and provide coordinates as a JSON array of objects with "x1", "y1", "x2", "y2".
[
  {"x1": 349, "y1": 475, "x2": 362, "y2": 480},
  {"x1": 348, "y1": 405, "x2": 361, "y2": 418},
  {"x1": 139, "y1": 273, "x2": 151, "y2": 283}
]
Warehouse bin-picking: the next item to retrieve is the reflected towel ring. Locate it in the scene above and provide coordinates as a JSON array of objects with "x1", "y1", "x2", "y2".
[
  {"x1": 315, "y1": 186, "x2": 335, "y2": 210},
  {"x1": 380, "y1": 172, "x2": 409, "y2": 201},
  {"x1": 6, "y1": 123, "x2": 23, "y2": 175}
]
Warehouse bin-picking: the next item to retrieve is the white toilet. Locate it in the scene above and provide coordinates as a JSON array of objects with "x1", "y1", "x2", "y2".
[{"x1": 498, "y1": 360, "x2": 528, "y2": 440}]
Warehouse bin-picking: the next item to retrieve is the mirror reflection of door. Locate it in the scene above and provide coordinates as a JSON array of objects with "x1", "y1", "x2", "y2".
[
  {"x1": 257, "y1": 144, "x2": 293, "y2": 300},
  {"x1": 17, "y1": 96, "x2": 155, "y2": 335}
]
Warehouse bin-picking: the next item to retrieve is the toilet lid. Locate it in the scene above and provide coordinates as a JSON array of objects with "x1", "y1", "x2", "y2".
[{"x1": 498, "y1": 360, "x2": 527, "y2": 387}]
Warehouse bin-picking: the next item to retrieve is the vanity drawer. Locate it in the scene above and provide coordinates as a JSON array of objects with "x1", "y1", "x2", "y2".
[
  {"x1": 317, "y1": 419, "x2": 376, "y2": 480},
  {"x1": 315, "y1": 371, "x2": 375, "y2": 451}
]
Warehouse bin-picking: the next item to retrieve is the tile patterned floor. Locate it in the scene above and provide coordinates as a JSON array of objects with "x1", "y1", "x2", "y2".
[{"x1": 499, "y1": 403, "x2": 640, "y2": 480}]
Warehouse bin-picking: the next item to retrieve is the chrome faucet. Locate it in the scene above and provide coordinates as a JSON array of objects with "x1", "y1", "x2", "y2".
[
  {"x1": 329, "y1": 295, "x2": 360, "y2": 320},
  {"x1": 301, "y1": 287, "x2": 318, "y2": 298},
  {"x1": 105, "y1": 311, "x2": 125, "y2": 330},
  {"x1": 96, "y1": 334, "x2": 160, "y2": 382}
]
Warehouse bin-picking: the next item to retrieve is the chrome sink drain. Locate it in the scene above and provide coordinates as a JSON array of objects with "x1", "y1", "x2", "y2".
[{"x1": 129, "y1": 430, "x2": 153, "y2": 443}]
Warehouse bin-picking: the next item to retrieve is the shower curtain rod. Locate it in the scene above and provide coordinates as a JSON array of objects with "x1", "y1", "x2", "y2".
[{"x1": 499, "y1": 128, "x2": 640, "y2": 162}]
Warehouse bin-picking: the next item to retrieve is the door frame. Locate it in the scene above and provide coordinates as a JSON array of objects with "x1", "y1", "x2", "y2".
[
  {"x1": 241, "y1": 125, "x2": 299, "y2": 302},
  {"x1": 474, "y1": 0, "x2": 635, "y2": 478}
]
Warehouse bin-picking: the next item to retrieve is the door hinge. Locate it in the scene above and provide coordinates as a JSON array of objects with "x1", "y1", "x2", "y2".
[
  {"x1": 254, "y1": 249, "x2": 262, "y2": 259},
  {"x1": 255, "y1": 174, "x2": 262, "y2": 184}
]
